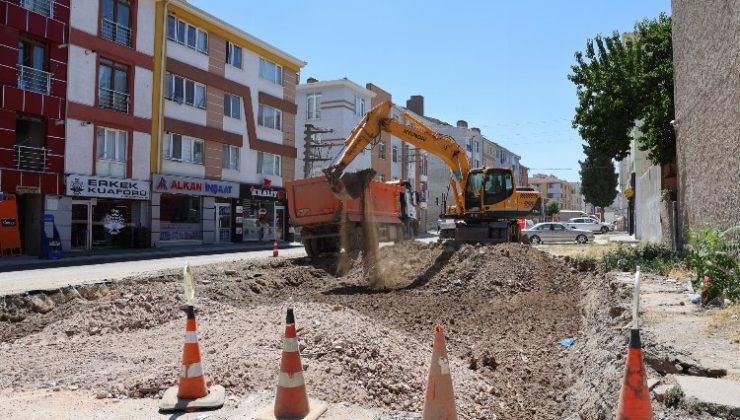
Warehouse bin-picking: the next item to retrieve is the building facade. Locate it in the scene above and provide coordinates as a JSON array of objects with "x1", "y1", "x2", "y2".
[
  {"x1": 149, "y1": 0, "x2": 304, "y2": 246},
  {"x1": 64, "y1": 0, "x2": 154, "y2": 252},
  {"x1": 0, "y1": 0, "x2": 69, "y2": 256},
  {"x1": 672, "y1": 0, "x2": 740, "y2": 245}
]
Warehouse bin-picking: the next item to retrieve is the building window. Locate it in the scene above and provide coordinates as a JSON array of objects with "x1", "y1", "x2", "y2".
[
  {"x1": 17, "y1": 39, "x2": 50, "y2": 95},
  {"x1": 259, "y1": 58, "x2": 282, "y2": 85},
  {"x1": 378, "y1": 141, "x2": 386, "y2": 160},
  {"x1": 474, "y1": 142, "x2": 479, "y2": 153},
  {"x1": 306, "y1": 92, "x2": 321, "y2": 120},
  {"x1": 20, "y1": 0, "x2": 52, "y2": 17},
  {"x1": 101, "y1": 0, "x2": 132, "y2": 47},
  {"x1": 165, "y1": 72, "x2": 206, "y2": 109},
  {"x1": 379, "y1": 174, "x2": 385, "y2": 182},
  {"x1": 474, "y1": 159, "x2": 480, "y2": 167},
  {"x1": 222, "y1": 145, "x2": 240, "y2": 170},
  {"x1": 420, "y1": 156, "x2": 428, "y2": 176},
  {"x1": 392, "y1": 145, "x2": 398, "y2": 163},
  {"x1": 167, "y1": 15, "x2": 208, "y2": 54},
  {"x1": 257, "y1": 104, "x2": 282, "y2": 130},
  {"x1": 96, "y1": 127, "x2": 127, "y2": 177},
  {"x1": 354, "y1": 95, "x2": 365, "y2": 116},
  {"x1": 224, "y1": 93, "x2": 241, "y2": 119},
  {"x1": 226, "y1": 41, "x2": 242, "y2": 69},
  {"x1": 98, "y1": 58, "x2": 129, "y2": 113},
  {"x1": 466, "y1": 139, "x2": 472, "y2": 152},
  {"x1": 257, "y1": 152, "x2": 281, "y2": 176},
  {"x1": 164, "y1": 132, "x2": 204, "y2": 164}
]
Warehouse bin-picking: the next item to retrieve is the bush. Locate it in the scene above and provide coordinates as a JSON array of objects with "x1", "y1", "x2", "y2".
[
  {"x1": 685, "y1": 226, "x2": 740, "y2": 303},
  {"x1": 601, "y1": 243, "x2": 679, "y2": 275}
]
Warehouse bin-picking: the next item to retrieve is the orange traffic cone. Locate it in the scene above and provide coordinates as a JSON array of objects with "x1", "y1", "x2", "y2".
[
  {"x1": 159, "y1": 306, "x2": 225, "y2": 412},
  {"x1": 422, "y1": 324, "x2": 458, "y2": 420},
  {"x1": 274, "y1": 308, "x2": 310, "y2": 417},
  {"x1": 616, "y1": 329, "x2": 652, "y2": 420},
  {"x1": 273, "y1": 239, "x2": 279, "y2": 257}
]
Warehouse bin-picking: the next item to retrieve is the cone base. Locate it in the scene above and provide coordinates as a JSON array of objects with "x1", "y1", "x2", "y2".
[
  {"x1": 158, "y1": 385, "x2": 226, "y2": 412},
  {"x1": 255, "y1": 399, "x2": 328, "y2": 420}
]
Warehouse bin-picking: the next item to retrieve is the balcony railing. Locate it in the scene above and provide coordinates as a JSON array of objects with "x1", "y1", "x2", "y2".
[
  {"x1": 17, "y1": 65, "x2": 52, "y2": 96},
  {"x1": 101, "y1": 18, "x2": 132, "y2": 47},
  {"x1": 98, "y1": 88, "x2": 130, "y2": 113},
  {"x1": 14, "y1": 145, "x2": 48, "y2": 172},
  {"x1": 20, "y1": 0, "x2": 53, "y2": 18}
]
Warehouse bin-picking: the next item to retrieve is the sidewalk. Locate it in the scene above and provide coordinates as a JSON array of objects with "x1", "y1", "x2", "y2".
[{"x1": 0, "y1": 241, "x2": 302, "y2": 273}]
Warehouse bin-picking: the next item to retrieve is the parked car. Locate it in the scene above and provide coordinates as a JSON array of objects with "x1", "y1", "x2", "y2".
[
  {"x1": 566, "y1": 217, "x2": 614, "y2": 234},
  {"x1": 522, "y1": 222, "x2": 595, "y2": 244}
]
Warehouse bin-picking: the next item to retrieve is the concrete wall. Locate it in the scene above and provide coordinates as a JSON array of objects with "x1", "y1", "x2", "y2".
[
  {"x1": 635, "y1": 165, "x2": 662, "y2": 242},
  {"x1": 673, "y1": 0, "x2": 740, "y2": 243}
]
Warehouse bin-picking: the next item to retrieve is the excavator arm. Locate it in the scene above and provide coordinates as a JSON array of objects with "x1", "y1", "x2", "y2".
[{"x1": 324, "y1": 101, "x2": 471, "y2": 215}]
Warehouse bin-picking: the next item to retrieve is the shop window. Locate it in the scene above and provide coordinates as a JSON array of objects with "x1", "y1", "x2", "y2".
[
  {"x1": 164, "y1": 132, "x2": 204, "y2": 165},
  {"x1": 257, "y1": 151, "x2": 280, "y2": 176},
  {"x1": 96, "y1": 127, "x2": 127, "y2": 177},
  {"x1": 92, "y1": 200, "x2": 135, "y2": 248},
  {"x1": 159, "y1": 195, "x2": 202, "y2": 241},
  {"x1": 223, "y1": 144, "x2": 240, "y2": 170}
]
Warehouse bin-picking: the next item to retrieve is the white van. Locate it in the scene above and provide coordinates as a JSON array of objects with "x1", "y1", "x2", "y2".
[{"x1": 556, "y1": 210, "x2": 589, "y2": 222}]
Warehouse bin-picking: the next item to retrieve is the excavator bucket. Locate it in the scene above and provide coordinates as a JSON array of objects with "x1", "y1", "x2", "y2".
[{"x1": 326, "y1": 168, "x2": 377, "y2": 200}]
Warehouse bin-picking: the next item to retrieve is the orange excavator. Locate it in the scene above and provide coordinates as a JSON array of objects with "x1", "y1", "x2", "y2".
[{"x1": 324, "y1": 100, "x2": 540, "y2": 243}]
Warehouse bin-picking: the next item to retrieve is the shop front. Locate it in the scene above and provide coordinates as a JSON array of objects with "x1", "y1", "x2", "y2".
[
  {"x1": 65, "y1": 174, "x2": 150, "y2": 250},
  {"x1": 151, "y1": 174, "x2": 239, "y2": 246},
  {"x1": 239, "y1": 180, "x2": 287, "y2": 242}
]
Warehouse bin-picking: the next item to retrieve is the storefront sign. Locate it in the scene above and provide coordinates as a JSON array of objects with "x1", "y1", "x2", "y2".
[
  {"x1": 153, "y1": 174, "x2": 239, "y2": 198},
  {"x1": 67, "y1": 175, "x2": 150, "y2": 200},
  {"x1": 241, "y1": 183, "x2": 286, "y2": 201},
  {"x1": 16, "y1": 186, "x2": 41, "y2": 194}
]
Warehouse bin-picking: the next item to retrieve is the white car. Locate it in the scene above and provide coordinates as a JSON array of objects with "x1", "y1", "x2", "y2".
[
  {"x1": 522, "y1": 222, "x2": 595, "y2": 244},
  {"x1": 566, "y1": 217, "x2": 614, "y2": 234}
]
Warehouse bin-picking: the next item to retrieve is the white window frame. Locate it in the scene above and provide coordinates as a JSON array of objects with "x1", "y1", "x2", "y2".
[
  {"x1": 378, "y1": 141, "x2": 386, "y2": 160},
  {"x1": 257, "y1": 151, "x2": 281, "y2": 176},
  {"x1": 226, "y1": 41, "x2": 242, "y2": 69},
  {"x1": 306, "y1": 92, "x2": 321, "y2": 120},
  {"x1": 96, "y1": 127, "x2": 127, "y2": 162},
  {"x1": 224, "y1": 93, "x2": 241, "y2": 119},
  {"x1": 167, "y1": 15, "x2": 208, "y2": 54},
  {"x1": 354, "y1": 95, "x2": 365, "y2": 116},
  {"x1": 164, "y1": 132, "x2": 204, "y2": 165},
  {"x1": 222, "y1": 144, "x2": 240, "y2": 170},
  {"x1": 165, "y1": 72, "x2": 206, "y2": 110},
  {"x1": 259, "y1": 58, "x2": 282, "y2": 85},
  {"x1": 257, "y1": 104, "x2": 282, "y2": 130}
]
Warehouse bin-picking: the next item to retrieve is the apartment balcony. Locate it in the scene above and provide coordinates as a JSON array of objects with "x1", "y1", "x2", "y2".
[
  {"x1": 14, "y1": 145, "x2": 48, "y2": 172},
  {"x1": 20, "y1": 0, "x2": 53, "y2": 18},
  {"x1": 17, "y1": 65, "x2": 52, "y2": 96},
  {"x1": 101, "y1": 19, "x2": 132, "y2": 47},
  {"x1": 98, "y1": 88, "x2": 130, "y2": 113}
]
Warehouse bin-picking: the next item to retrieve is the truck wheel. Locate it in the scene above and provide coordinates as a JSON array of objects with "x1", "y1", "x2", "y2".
[{"x1": 303, "y1": 239, "x2": 318, "y2": 257}]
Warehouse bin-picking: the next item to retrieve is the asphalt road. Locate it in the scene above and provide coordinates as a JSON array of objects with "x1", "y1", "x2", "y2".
[{"x1": 0, "y1": 247, "x2": 307, "y2": 296}]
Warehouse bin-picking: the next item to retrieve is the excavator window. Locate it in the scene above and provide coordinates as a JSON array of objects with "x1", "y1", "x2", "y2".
[
  {"x1": 483, "y1": 170, "x2": 514, "y2": 206},
  {"x1": 465, "y1": 172, "x2": 484, "y2": 211}
]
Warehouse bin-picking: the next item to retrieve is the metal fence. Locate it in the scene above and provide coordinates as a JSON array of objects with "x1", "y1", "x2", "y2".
[
  {"x1": 17, "y1": 65, "x2": 52, "y2": 96},
  {"x1": 98, "y1": 88, "x2": 130, "y2": 113},
  {"x1": 14, "y1": 145, "x2": 48, "y2": 172},
  {"x1": 20, "y1": 0, "x2": 53, "y2": 18},
  {"x1": 100, "y1": 19, "x2": 132, "y2": 47}
]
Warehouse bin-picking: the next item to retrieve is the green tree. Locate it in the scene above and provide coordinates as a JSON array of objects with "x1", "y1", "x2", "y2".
[
  {"x1": 569, "y1": 13, "x2": 674, "y2": 165},
  {"x1": 545, "y1": 199, "x2": 560, "y2": 216},
  {"x1": 579, "y1": 148, "x2": 618, "y2": 220}
]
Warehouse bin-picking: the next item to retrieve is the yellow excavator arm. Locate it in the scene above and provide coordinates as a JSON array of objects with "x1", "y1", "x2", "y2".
[{"x1": 324, "y1": 101, "x2": 471, "y2": 215}]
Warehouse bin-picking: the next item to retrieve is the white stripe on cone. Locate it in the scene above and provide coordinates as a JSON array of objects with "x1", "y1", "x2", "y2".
[
  {"x1": 283, "y1": 337, "x2": 299, "y2": 352},
  {"x1": 180, "y1": 362, "x2": 203, "y2": 378},
  {"x1": 277, "y1": 371, "x2": 305, "y2": 388},
  {"x1": 184, "y1": 331, "x2": 198, "y2": 344}
]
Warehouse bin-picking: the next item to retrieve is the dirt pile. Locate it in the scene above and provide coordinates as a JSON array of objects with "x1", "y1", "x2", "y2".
[{"x1": 0, "y1": 240, "x2": 682, "y2": 419}]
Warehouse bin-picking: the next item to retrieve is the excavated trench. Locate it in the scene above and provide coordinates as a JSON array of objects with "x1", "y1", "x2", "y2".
[{"x1": 0, "y1": 241, "x2": 698, "y2": 419}]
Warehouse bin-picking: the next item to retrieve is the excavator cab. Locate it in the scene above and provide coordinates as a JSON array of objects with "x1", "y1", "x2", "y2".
[{"x1": 464, "y1": 168, "x2": 515, "y2": 213}]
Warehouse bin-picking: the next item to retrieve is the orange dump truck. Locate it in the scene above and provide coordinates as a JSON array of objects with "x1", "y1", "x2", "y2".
[{"x1": 286, "y1": 176, "x2": 418, "y2": 256}]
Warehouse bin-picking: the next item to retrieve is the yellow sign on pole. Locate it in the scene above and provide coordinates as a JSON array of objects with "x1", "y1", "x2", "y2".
[
  {"x1": 183, "y1": 262, "x2": 195, "y2": 306},
  {"x1": 624, "y1": 187, "x2": 634, "y2": 199}
]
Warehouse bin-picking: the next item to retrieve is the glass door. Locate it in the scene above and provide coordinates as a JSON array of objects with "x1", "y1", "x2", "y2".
[
  {"x1": 215, "y1": 203, "x2": 231, "y2": 243},
  {"x1": 71, "y1": 200, "x2": 92, "y2": 250},
  {"x1": 274, "y1": 205, "x2": 285, "y2": 242}
]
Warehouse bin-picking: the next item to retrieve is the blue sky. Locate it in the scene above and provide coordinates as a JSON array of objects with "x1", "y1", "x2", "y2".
[{"x1": 191, "y1": 0, "x2": 671, "y2": 182}]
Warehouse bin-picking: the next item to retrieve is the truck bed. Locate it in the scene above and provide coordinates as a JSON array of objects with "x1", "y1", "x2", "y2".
[{"x1": 286, "y1": 176, "x2": 404, "y2": 228}]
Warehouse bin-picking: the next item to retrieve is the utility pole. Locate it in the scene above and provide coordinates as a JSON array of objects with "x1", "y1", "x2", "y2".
[{"x1": 303, "y1": 124, "x2": 334, "y2": 178}]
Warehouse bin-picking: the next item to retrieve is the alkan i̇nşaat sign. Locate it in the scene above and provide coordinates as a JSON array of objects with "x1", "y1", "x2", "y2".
[
  {"x1": 152, "y1": 174, "x2": 239, "y2": 198},
  {"x1": 67, "y1": 175, "x2": 150, "y2": 200}
]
